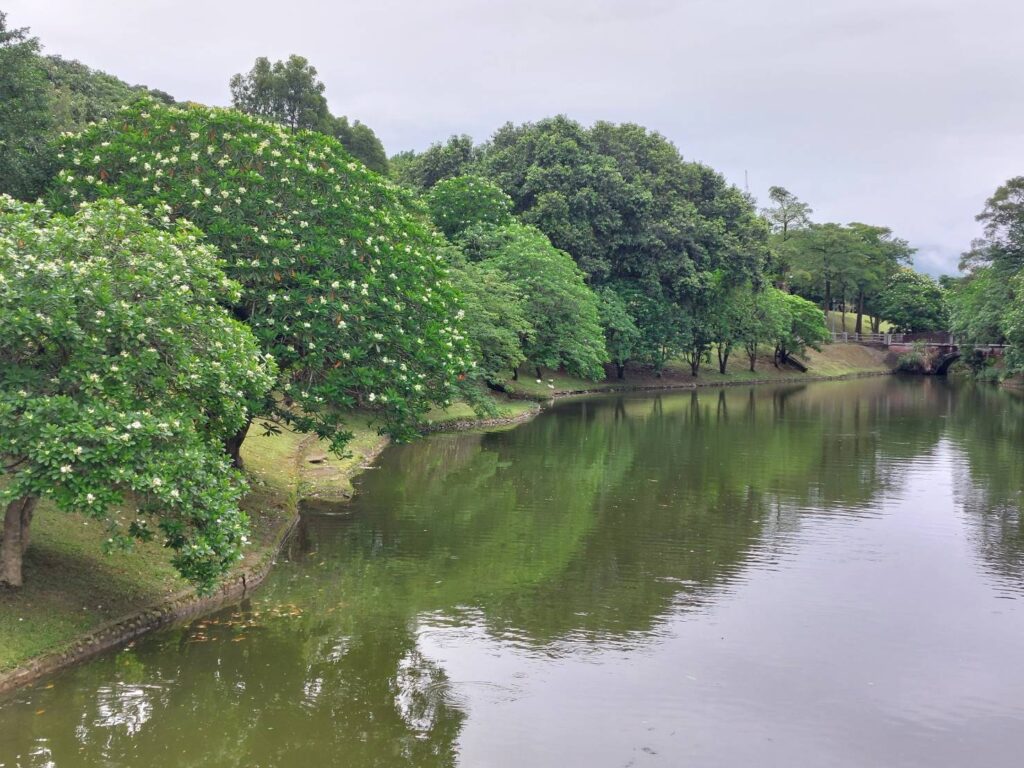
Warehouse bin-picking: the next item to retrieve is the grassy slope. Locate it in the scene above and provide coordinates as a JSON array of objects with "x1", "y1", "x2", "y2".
[{"x1": 0, "y1": 417, "x2": 386, "y2": 673}]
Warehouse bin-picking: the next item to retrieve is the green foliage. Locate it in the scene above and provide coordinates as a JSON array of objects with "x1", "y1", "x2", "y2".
[
  {"x1": 229, "y1": 55, "x2": 329, "y2": 131},
  {"x1": 446, "y1": 251, "x2": 532, "y2": 383},
  {"x1": 426, "y1": 175, "x2": 513, "y2": 239},
  {"x1": 762, "y1": 186, "x2": 812, "y2": 240},
  {"x1": 468, "y1": 223, "x2": 607, "y2": 380},
  {"x1": 52, "y1": 100, "x2": 470, "y2": 452},
  {"x1": 777, "y1": 293, "x2": 830, "y2": 362},
  {"x1": 392, "y1": 135, "x2": 476, "y2": 190},
  {"x1": 949, "y1": 177, "x2": 1024, "y2": 373},
  {"x1": 0, "y1": 13, "x2": 54, "y2": 200},
  {"x1": 597, "y1": 287, "x2": 641, "y2": 375},
  {"x1": 481, "y1": 117, "x2": 768, "y2": 291},
  {"x1": 624, "y1": 288, "x2": 692, "y2": 375},
  {"x1": 325, "y1": 115, "x2": 388, "y2": 174},
  {"x1": 0, "y1": 198, "x2": 275, "y2": 590},
  {"x1": 896, "y1": 341, "x2": 929, "y2": 373},
  {"x1": 0, "y1": 13, "x2": 174, "y2": 201},
  {"x1": 873, "y1": 268, "x2": 948, "y2": 332},
  {"x1": 738, "y1": 287, "x2": 789, "y2": 371},
  {"x1": 230, "y1": 54, "x2": 388, "y2": 173}
]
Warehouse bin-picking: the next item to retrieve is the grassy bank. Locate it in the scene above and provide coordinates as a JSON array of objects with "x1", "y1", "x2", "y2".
[
  {"x1": 0, "y1": 416, "x2": 388, "y2": 675},
  {"x1": 504, "y1": 343, "x2": 894, "y2": 399}
]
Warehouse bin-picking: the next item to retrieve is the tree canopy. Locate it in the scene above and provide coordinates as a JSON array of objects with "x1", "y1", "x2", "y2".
[
  {"x1": 52, "y1": 100, "x2": 470, "y2": 458},
  {"x1": 0, "y1": 197, "x2": 275, "y2": 589}
]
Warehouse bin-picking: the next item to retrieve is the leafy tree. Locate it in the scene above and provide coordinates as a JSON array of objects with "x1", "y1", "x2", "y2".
[
  {"x1": 0, "y1": 13, "x2": 53, "y2": 200},
  {"x1": 425, "y1": 175, "x2": 513, "y2": 239},
  {"x1": 738, "y1": 287, "x2": 789, "y2": 372},
  {"x1": 708, "y1": 282, "x2": 751, "y2": 374},
  {"x1": 625, "y1": 289, "x2": 691, "y2": 376},
  {"x1": 844, "y1": 223, "x2": 913, "y2": 333},
  {"x1": 949, "y1": 177, "x2": 1024, "y2": 371},
  {"x1": 53, "y1": 100, "x2": 470, "y2": 462},
  {"x1": 782, "y1": 223, "x2": 864, "y2": 316},
  {"x1": 230, "y1": 55, "x2": 388, "y2": 173},
  {"x1": 776, "y1": 293, "x2": 830, "y2": 364},
  {"x1": 762, "y1": 186, "x2": 812, "y2": 240},
  {"x1": 229, "y1": 55, "x2": 329, "y2": 131},
  {"x1": 392, "y1": 135, "x2": 477, "y2": 190},
  {"x1": 324, "y1": 115, "x2": 388, "y2": 174},
  {"x1": 598, "y1": 287, "x2": 641, "y2": 379},
  {"x1": 465, "y1": 223, "x2": 606, "y2": 380},
  {"x1": 481, "y1": 117, "x2": 768, "y2": 290},
  {"x1": 873, "y1": 268, "x2": 948, "y2": 332},
  {"x1": 446, "y1": 252, "x2": 532, "y2": 384},
  {"x1": 0, "y1": 198, "x2": 275, "y2": 590}
]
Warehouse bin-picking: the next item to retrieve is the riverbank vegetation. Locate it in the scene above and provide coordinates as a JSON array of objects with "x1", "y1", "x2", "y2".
[
  {"x1": 945, "y1": 178, "x2": 1024, "y2": 380},
  {"x1": 1, "y1": 7, "x2": 1015, "y2": 601}
]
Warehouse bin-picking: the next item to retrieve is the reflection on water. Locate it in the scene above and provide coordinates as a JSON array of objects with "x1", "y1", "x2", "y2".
[{"x1": 2, "y1": 377, "x2": 1024, "y2": 767}]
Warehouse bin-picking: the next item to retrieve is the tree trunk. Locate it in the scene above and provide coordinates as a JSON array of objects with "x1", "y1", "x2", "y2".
[
  {"x1": 512, "y1": 367, "x2": 518, "y2": 381},
  {"x1": 223, "y1": 417, "x2": 252, "y2": 470},
  {"x1": 823, "y1": 280, "x2": 832, "y2": 319},
  {"x1": 872, "y1": 315, "x2": 881, "y2": 333},
  {"x1": 690, "y1": 355, "x2": 700, "y2": 377},
  {"x1": 535, "y1": 366, "x2": 543, "y2": 381},
  {"x1": 718, "y1": 344, "x2": 730, "y2": 374},
  {"x1": 1, "y1": 496, "x2": 37, "y2": 588},
  {"x1": 855, "y1": 290, "x2": 865, "y2": 335},
  {"x1": 616, "y1": 363, "x2": 625, "y2": 380},
  {"x1": 748, "y1": 350, "x2": 757, "y2": 372}
]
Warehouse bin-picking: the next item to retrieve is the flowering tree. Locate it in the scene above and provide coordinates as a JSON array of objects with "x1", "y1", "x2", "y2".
[
  {"x1": 0, "y1": 198, "x2": 275, "y2": 589},
  {"x1": 52, "y1": 100, "x2": 470, "y2": 462}
]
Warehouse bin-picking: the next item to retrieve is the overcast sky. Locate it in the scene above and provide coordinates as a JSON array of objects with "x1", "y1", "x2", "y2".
[{"x1": 9, "y1": 0, "x2": 1023, "y2": 275}]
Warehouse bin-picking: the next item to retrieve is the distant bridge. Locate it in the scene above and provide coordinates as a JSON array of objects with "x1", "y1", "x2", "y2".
[{"x1": 830, "y1": 331, "x2": 1007, "y2": 375}]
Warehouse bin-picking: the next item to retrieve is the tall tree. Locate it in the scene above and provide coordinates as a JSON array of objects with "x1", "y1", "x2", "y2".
[
  {"x1": 762, "y1": 186, "x2": 812, "y2": 240},
  {"x1": 230, "y1": 55, "x2": 329, "y2": 131},
  {"x1": 230, "y1": 55, "x2": 388, "y2": 173}
]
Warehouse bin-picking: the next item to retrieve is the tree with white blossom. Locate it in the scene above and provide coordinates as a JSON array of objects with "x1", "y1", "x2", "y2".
[
  {"x1": 51, "y1": 99, "x2": 471, "y2": 463},
  {"x1": 0, "y1": 197, "x2": 276, "y2": 590}
]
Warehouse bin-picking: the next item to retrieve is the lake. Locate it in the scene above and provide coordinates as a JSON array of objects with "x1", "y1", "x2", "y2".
[{"x1": 2, "y1": 377, "x2": 1024, "y2": 767}]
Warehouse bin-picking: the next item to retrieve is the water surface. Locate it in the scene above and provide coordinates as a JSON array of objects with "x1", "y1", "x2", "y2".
[{"x1": 2, "y1": 377, "x2": 1024, "y2": 767}]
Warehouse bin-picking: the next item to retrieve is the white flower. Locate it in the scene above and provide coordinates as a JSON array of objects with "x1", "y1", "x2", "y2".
[
  {"x1": 60, "y1": 465, "x2": 73, "y2": 474},
  {"x1": 368, "y1": 392, "x2": 376, "y2": 402},
  {"x1": 152, "y1": 477, "x2": 163, "y2": 487}
]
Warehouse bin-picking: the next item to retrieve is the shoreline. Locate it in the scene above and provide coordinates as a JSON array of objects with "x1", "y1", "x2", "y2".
[{"x1": 0, "y1": 364, "x2": 891, "y2": 697}]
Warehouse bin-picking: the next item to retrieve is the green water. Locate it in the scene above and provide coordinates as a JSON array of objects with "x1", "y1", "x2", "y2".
[{"x1": 2, "y1": 377, "x2": 1024, "y2": 767}]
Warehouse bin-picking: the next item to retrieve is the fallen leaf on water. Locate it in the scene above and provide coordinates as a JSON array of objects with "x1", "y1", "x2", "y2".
[{"x1": 35, "y1": 709, "x2": 45, "y2": 716}]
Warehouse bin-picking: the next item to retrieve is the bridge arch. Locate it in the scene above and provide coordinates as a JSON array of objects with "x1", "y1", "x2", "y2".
[{"x1": 933, "y1": 352, "x2": 961, "y2": 375}]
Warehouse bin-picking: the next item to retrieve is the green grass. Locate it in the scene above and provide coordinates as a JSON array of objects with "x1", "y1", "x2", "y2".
[
  {"x1": 0, "y1": 422, "x2": 316, "y2": 674},
  {"x1": 421, "y1": 394, "x2": 539, "y2": 427},
  {"x1": 824, "y1": 310, "x2": 893, "y2": 334}
]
